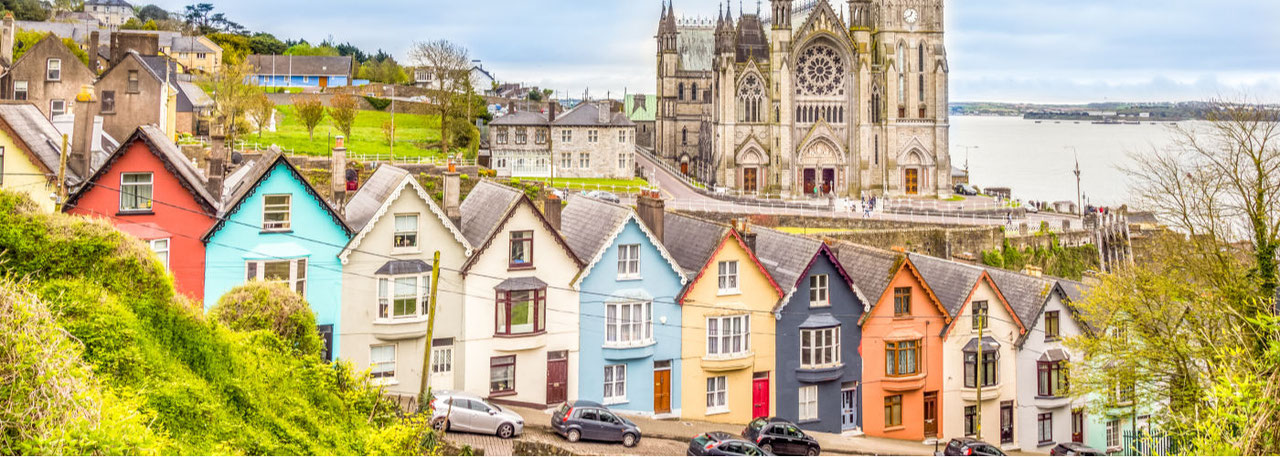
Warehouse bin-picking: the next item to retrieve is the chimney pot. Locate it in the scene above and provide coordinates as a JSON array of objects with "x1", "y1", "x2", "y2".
[
  {"x1": 543, "y1": 194, "x2": 563, "y2": 232},
  {"x1": 70, "y1": 85, "x2": 97, "y2": 179},
  {"x1": 636, "y1": 190, "x2": 666, "y2": 243}
]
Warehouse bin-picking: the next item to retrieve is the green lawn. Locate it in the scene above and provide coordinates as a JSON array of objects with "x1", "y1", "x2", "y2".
[
  {"x1": 248, "y1": 105, "x2": 445, "y2": 158},
  {"x1": 514, "y1": 177, "x2": 650, "y2": 191}
]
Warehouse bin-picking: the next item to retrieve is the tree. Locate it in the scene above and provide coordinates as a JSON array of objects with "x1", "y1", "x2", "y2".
[
  {"x1": 408, "y1": 39, "x2": 472, "y2": 157},
  {"x1": 50, "y1": 0, "x2": 82, "y2": 13},
  {"x1": 207, "y1": 32, "x2": 250, "y2": 64},
  {"x1": 284, "y1": 42, "x2": 339, "y2": 57},
  {"x1": 183, "y1": 3, "x2": 242, "y2": 34},
  {"x1": 294, "y1": 96, "x2": 326, "y2": 141},
  {"x1": 2, "y1": 0, "x2": 49, "y2": 20},
  {"x1": 526, "y1": 88, "x2": 542, "y2": 102},
  {"x1": 248, "y1": 32, "x2": 287, "y2": 56},
  {"x1": 136, "y1": 4, "x2": 169, "y2": 22},
  {"x1": 13, "y1": 32, "x2": 89, "y2": 66},
  {"x1": 210, "y1": 282, "x2": 323, "y2": 356},
  {"x1": 120, "y1": 17, "x2": 144, "y2": 29},
  {"x1": 201, "y1": 60, "x2": 258, "y2": 150},
  {"x1": 357, "y1": 57, "x2": 407, "y2": 84},
  {"x1": 247, "y1": 92, "x2": 274, "y2": 139},
  {"x1": 328, "y1": 94, "x2": 358, "y2": 140}
]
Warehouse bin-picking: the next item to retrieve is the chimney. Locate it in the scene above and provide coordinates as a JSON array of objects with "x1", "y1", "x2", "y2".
[
  {"x1": 597, "y1": 102, "x2": 610, "y2": 124},
  {"x1": 543, "y1": 194, "x2": 562, "y2": 232},
  {"x1": 88, "y1": 30, "x2": 100, "y2": 72},
  {"x1": 443, "y1": 161, "x2": 461, "y2": 228},
  {"x1": 331, "y1": 135, "x2": 347, "y2": 209},
  {"x1": 70, "y1": 85, "x2": 97, "y2": 179},
  {"x1": 738, "y1": 220, "x2": 757, "y2": 253},
  {"x1": 205, "y1": 135, "x2": 226, "y2": 201},
  {"x1": 0, "y1": 12, "x2": 13, "y2": 66},
  {"x1": 636, "y1": 189, "x2": 665, "y2": 243},
  {"x1": 1021, "y1": 265, "x2": 1044, "y2": 278},
  {"x1": 547, "y1": 100, "x2": 558, "y2": 122}
]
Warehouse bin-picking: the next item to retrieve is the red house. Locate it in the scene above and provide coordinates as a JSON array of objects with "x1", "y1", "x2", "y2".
[{"x1": 64, "y1": 125, "x2": 220, "y2": 300}]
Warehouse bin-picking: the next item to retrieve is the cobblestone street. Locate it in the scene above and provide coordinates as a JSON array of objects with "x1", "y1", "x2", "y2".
[{"x1": 443, "y1": 427, "x2": 690, "y2": 456}]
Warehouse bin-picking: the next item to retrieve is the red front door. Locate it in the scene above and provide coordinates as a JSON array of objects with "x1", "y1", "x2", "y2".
[
  {"x1": 547, "y1": 351, "x2": 567, "y2": 405},
  {"x1": 752, "y1": 372, "x2": 770, "y2": 419},
  {"x1": 1072, "y1": 409, "x2": 1085, "y2": 443}
]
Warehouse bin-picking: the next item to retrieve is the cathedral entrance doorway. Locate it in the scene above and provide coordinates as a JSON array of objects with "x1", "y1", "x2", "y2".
[
  {"x1": 801, "y1": 168, "x2": 836, "y2": 196},
  {"x1": 680, "y1": 159, "x2": 689, "y2": 176},
  {"x1": 905, "y1": 168, "x2": 920, "y2": 195},
  {"x1": 743, "y1": 167, "x2": 758, "y2": 193}
]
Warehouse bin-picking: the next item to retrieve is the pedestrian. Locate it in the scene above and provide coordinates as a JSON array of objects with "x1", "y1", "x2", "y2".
[{"x1": 1006, "y1": 210, "x2": 1013, "y2": 227}]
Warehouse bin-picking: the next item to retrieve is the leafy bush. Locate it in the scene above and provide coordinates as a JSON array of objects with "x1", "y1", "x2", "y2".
[
  {"x1": 364, "y1": 96, "x2": 393, "y2": 111},
  {"x1": 210, "y1": 282, "x2": 323, "y2": 356}
]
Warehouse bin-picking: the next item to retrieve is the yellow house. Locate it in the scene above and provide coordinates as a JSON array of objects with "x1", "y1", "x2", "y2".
[
  {"x1": 678, "y1": 224, "x2": 782, "y2": 424},
  {"x1": 0, "y1": 102, "x2": 84, "y2": 212},
  {"x1": 161, "y1": 36, "x2": 223, "y2": 74}
]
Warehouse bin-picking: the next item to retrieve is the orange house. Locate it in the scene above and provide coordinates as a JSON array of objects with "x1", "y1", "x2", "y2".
[{"x1": 836, "y1": 243, "x2": 951, "y2": 442}]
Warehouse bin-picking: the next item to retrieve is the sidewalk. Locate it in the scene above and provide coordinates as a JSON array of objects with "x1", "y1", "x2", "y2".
[{"x1": 506, "y1": 405, "x2": 945, "y2": 456}]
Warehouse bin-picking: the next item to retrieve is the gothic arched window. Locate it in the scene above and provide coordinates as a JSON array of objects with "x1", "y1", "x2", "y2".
[
  {"x1": 691, "y1": 83, "x2": 698, "y2": 101},
  {"x1": 737, "y1": 74, "x2": 765, "y2": 123},
  {"x1": 678, "y1": 82, "x2": 685, "y2": 101},
  {"x1": 795, "y1": 43, "x2": 845, "y2": 97},
  {"x1": 918, "y1": 44, "x2": 926, "y2": 104},
  {"x1": 871, "y1": 85, "x2": 882, "y2": 123},
  {"x1": 682, "y1": 127, "x2": 688, "y2": 145}
]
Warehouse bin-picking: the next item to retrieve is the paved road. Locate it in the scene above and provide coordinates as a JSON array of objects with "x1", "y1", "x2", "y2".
[
  {"x1": 443, "y1": 425, "x2": 690, "y2": 456},
  {"x1": 635, "y1": 150, "x2": 1081, "y2": 231}
]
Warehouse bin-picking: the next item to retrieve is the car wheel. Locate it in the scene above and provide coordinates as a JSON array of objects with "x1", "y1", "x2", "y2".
[
  {"x1": 567, "y1": 429, "x2": 581, "y2": 443},
  {"x1": 623, "y1": 433, "x2": 638, "y2": 447},
  {"x1": 431, "y1": 417, "x2": 448, "y2": 431},
  {"x1": 806, "y1": 446, "x2": 819, "y2": 456},
  {"x1": 761, "y1": 443, "x2": 774, "y2": 454},
  {"x1": 497, "y1": 423, "x2": 514, "y2": 439}
]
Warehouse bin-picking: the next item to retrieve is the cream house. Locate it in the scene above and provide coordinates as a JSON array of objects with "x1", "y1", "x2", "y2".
[
  {"x1": 910, "y1": 254, "x2": 1027, "y2": 450},
  {"x1": 457, "y1": 180, "x2": 583, "y2": 408},
  {"x1": 338, "y1": 165, "x2": 473, "y2": 401}
]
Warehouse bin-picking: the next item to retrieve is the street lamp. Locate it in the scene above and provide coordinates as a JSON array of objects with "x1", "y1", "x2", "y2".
[
  {"x1": 957, "y1": 145, "x2": 979, "y2": 180},
  {"x1": 1066, "y1": 146, "x2": 1081, "y2": 217}
]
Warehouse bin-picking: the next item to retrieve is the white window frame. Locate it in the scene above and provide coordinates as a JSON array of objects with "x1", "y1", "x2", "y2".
[
  {"x1": 119, "y1": 172, "x2": 153, "y2": 212},
  {"x1": 1106, "y1": 419, "x2": 1120, "y2": 450},
  {"x1": 149, "y1": 238, "x2": 170, "y2": 270},
  {"x1": 245, "y1": 258, "x2": 307, "y2": 297},
  {"x1": 393, "y1": 213, "x2": 419, "y2": 249},
  {"x1": 801, "y1": 327, "x2": 841, "y2": 368},
  {"x1": 617, "y1": 244, "x2": 640, "y2": 279},
  {"x1": 561, "y1": 129, "x2": 572, "y2": 142},
  {"x1": 431, "y1": 345, "x2": 453, "y2": 374},
  {"x1": 49, "y1": 99, "x2": 66, "y2": 118},
  {"x1": 706, "y1": 376, "x2": 728, "y2": 413},
  {"x1": 370, "y1": 344, "x2": 396, "y2": 383},
  {"x1": 706, "y1": 314, "x2": 750, "y2": 358},
  {"x1": 588, "y1": 129, "x2": 599, "y2": 143},
  {"x1": 618, "y1": 130, "x2": 628, "y2": 143},
  {"x1": 809, "y1": 274, "x2": 829, "y2": 306},
  {"x1": 603, "y1": 364, "x2": 627, "y2": 404},
  {"x1": 46, "y1": 58, "x2": 61, "y2": 81},
  {"x1": 13, "y1": 81, "x2": 27, "y2": 100},
  {"x1": 798, "y1": 385, "x2": 819, "y2": 421},
  {"x1": 578, "y1": 152, "x2": 589, "y2": 168},
  {"x1": 605, "y1": 301, "x2": 653, "y2": 347},
  {"x1": 717, "y1": 260, "x2": 739, "y2": 294},
  {"x1": 262, "y1": 194, "x2": 291, "y2": 231},
  {"x1": 377, "y1": 274, "x2": 430, "y2": 321},
  {"x1": 560, "y1": 152, "x2": 572, "y2": 169}
]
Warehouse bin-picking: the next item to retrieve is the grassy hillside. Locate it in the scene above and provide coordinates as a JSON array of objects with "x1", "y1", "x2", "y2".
[
  {"x1": 0, "y1": 191, "x2": 440, "y2": 455},
  {"x1": 252, "y1": 105, "x2": 444, "y2": 158}
]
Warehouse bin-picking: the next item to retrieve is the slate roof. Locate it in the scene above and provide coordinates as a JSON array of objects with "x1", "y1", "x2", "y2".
[
  {"x1": 65, "y1": 124, "x2": 215, "y2": 212},
  {"x1": 203, "y1": 149, "x2": 352, "y2": 241},
  {"x1": 675, "y1": 26, "x2": 714, "y2": 72},
  {"x1": 494, "y1": 276, "x2": 548, "y2": 291},
  {"x1": 169, "y1": 36, "x2": 215, "y2": 53},
  {"x1": 0, "y1": 102, "x2": 108, "y2": 186},
  {"x1": 552, "y1": 102, "x2": 634, "y2": 127},
  {"x1": 624, "y1": 94, "x2": 656, "y2": 122},
  {"x1": 662, "y1": 212, "x2": 728, "y2": 275},
  {"x1": 833, "y1": 242, "x2": 904, "y2": 304},
  {"x1": 751, "y1": 226, "x2": 822, "y2": 296},
  {"x1": 344, "y1": 164, "x2": 410, "y2": 233},
  {"x1": 984, "y1": 267, "x2": 1054, "y2": 336},
  {"x1": 490, "y1": 110, "x2": 549, "y2": 126},
  {"x1": 246, "y1": 55, "x2": 353, "y2": 77},
  {"x1": 375, "y1": 259, "x2": 430, "y2": 276},
  {"x1": 1057, "y1": 278, "x2": 1090, "y2": 304},
  {"x1": 459, "y1": 179, "x2": 524, "y2": 247},
  {"x1": 176, "y1": 81, "x2": 213, "y2": 108},
  {"x1": 560, "y1": 194, "x2": 633, "y2": 261},
  {"x1": 906, "y1": 253, "x2": 985, "y2": 317}
]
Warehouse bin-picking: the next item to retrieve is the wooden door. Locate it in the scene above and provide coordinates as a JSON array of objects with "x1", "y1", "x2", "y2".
[
  {"x1": 924, "y1": 391, "x2": 939, "y2": 438},
  {"x1": 681, "y1": 161, "x2": 689, "y2": 175},
  {"x1": 905, "y1": 168, "x2": 919, "y2": 195},
  {"x1": 319, "y1": 76, "x2": 329, "y2": 88},
  {"x1": 743, "y1": 167, "x2": 758, "y2": 193},
  {"x1": 822, "y1": 168, "x2": 835, "y2": 194},
  {"x1": 803, "y1": 169, "x2": 817, "y2": 195},
  {"x1": 546, "y1": 351, "x2": 568, "y2": 405},
  {"x1": 752, "y1": 372, "x2": 770, "y2": 419},
  {"x1": 1000, "y1": 401, "x2": 1014, "y2": 444},
  {"x1": 654, "y1": 367, "x2": 671, "y2": 414},
  {"x1": 1072, "y1": 409, "x2": 1084, "y2": 443}
]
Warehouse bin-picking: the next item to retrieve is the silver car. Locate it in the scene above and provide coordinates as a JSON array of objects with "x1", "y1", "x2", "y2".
[{"x1": 430, "y1": 391, "x2": 525, "y2": 438}]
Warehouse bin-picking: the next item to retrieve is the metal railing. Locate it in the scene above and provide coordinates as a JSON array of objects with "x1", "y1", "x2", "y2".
[
  {"x1": 664, "y1": 197, "x2": 1079, "y2": 231},
  {"x1": 634, "y1": 146, "x2": 710, "y2": 192}
]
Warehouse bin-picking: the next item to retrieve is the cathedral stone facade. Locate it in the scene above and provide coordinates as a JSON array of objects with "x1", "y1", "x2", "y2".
[{"x1": 655, "y1": 0, "x2": 951, "y2": 197}]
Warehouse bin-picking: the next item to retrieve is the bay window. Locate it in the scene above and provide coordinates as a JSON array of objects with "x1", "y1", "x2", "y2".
[
  {"x1": 245, "y1": 258, "x2": 307, "y2": 297},
  {"x1": 885, "y1": 339, "x2": 921, "y2": 376},
  {"x1": 706, "y1": 314, "x2": 750, "y2": 358},
  {"x1": 964, "y1": 351, "x2": 998, "y2": 388},
  {"x1": 377, "y1": 275, "x2": 429, "y2": 320},
  {"x1": 801, "y1": 327, "x2": 840, "y2": 368},
  {"x1": 496, "y1": 288, "x2": 545, "y2": 335},
  {"x1": 1038, "y1": 360, "x2": 1068, "y2": 397},
  {"x1": 605, "y1": 302, "x2": 652, "y2": 346}
]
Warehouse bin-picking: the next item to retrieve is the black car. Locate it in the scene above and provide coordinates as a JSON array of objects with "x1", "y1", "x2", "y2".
[
  {"x1": 689, "y1": 431, "x2": 774, "y2": 456},
  {"x1": 1049, "y1": 442, "x2": 1105, "y2": 456},
  {"x1": 741, "y1": 417, "x2": 820, "y2": 456},
  {"x1": 938, "y1": 438, "x2": 1006, "y2": 456},
  {"x1": 954, "y1": 183, "x2": 980, "y2": 196},
  {"x1": 550, "y1": 400, "x2": 642, "y2": 447}
]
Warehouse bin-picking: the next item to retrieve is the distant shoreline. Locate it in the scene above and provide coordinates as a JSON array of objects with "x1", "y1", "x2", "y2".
[{"x1": 950, "y1": 101, "x2": 1213, "y2": 121}]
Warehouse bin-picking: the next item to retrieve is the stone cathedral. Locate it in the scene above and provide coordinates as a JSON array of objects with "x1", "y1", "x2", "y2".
[{"x1": 655, "y1": 0, "x2": 951, "y2": 197}]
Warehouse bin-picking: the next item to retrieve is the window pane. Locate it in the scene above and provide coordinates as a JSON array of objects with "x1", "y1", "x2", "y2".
[{"x1": 510, "y1": 291, "x2": 533, "y2": 333}]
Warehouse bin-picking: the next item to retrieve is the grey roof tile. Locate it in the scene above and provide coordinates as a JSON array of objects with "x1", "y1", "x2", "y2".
[
  {"x1": 0, "y1": 102, "x2": 83, "y2": 182},
  {"x1": 985, "y1": 267, "x2": 1054, "y2": 330},
  {"x1": 906, "y1": 253, "x2": 985, "y2": 317},
  {"x1": 551, "y1": 102, "x2": 635, "y2": 127},
  {"x1": 246, "y1": 55, "x2": 353, "y2": 77},
  {"x1": 751, "y1": 226, "x2": 822, "y2": 295},
  {"x1": 662, "y1": 212, "x2": 728, "y2": 275},
  {"x1": 344, "y1": 164, "x2": 410, "y2": 233},
  {"x1": 490, "y1": 110, "x2": 549, "y2": 126},
  {"x1": 833, "y1": 242, "x2": 903, "y2": 304},
  {"x1": 560, "y1": 194, "x2": 632, "y2": 261},
  {"x1": 459, "y1": 180, "x2": 523, "y2": 247}
]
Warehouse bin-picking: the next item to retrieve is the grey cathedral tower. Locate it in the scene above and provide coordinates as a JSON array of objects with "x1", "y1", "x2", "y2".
[{"x1": 655, "y1": 0, "x2": 951, "y2": 198}]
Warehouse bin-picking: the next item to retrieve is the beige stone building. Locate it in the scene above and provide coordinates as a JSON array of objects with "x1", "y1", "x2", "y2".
[
  {"x1": 488, "y1": 102, "x2": 636, "y2": 180},
  {"x1": 655, "y1": 0, "x2": 951, "y2": 197},
  {"x1": 161, "y1": 36, "x2": 222, "y2": 74},
  {"x1": 85, "y1": 0, "x2": 135, "y2": 28}
]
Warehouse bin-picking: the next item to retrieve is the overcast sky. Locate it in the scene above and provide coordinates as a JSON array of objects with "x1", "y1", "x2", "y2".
[{"x1": 150, "y1": 0, "x2": 1280, "y2": 103}]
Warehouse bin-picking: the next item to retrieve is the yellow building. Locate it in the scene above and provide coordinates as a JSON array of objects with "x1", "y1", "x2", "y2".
[
  {"x1": 161, "y1": 36, "x2": 223, "y2": 74},
  {"x1": 0, "y1": 102, "x2": 87, "y2": 212},
  {"x1": 678, "y1": 224, "x2": 782, "y2": 424}
]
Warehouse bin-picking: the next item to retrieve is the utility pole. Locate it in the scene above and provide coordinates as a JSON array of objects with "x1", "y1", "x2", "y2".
[
  {"x1": 1067, "y1": 147, "x2": 1082, "y2": 216},
  {"x1": 55, "y1": 134, "x2": 68, "y2": 210},
  {"x1": 390, "y1": 85, "x2": 395, "y2": 156},
  {"x1": 418, "y1": 250, "x2": 442, "y2": 410},
  {"x1": 975, "y1": 310, "x2": 984, "y2": 441}
]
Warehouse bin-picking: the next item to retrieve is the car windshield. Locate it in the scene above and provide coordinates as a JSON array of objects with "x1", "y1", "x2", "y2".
[
  {"x1": 556, "y1": 403, "x2": 570, "y2": 415},
  {"x1": 748, "y1": 418, "x2": 768, "y2": 430},
  {"x1": 692, "y1": 434, "x2": 713, "y2": 447}
]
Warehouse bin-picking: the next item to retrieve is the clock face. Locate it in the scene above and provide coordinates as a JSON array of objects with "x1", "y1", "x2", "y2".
[{"x1": 903, "y1": 8, "x2": 919, "y2": 24}]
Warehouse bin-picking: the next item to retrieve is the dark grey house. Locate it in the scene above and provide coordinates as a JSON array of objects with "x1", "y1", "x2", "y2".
[{"x1": 753, "y1": 227, "x2": 868, "y2": 434}]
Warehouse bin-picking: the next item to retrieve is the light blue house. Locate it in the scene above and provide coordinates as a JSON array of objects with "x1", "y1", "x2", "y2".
[
  {"x1": 202, "y1": 151, "x2": 353, "y2": 361},
  {"x1": 560, "y1": 193, "x2": 687, "y2": 417},
  {"x1": 246, "y1": 55, "x2": 355, "y2": 88}
]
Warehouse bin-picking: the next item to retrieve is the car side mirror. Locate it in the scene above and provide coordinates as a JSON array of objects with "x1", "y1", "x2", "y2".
[{"x1": 489, "y1": 410, "x2": 497, "y2": 415}]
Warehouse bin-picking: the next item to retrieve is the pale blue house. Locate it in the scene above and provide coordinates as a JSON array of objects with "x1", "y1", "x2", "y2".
[
  {"x1": 560, "y1": 193, "x2": 687, "y2": 417},
  {"x1": 246, "y1": 55, "x2": 355, "y2": 88},
  {"x1": 202, "y1": 151, "x2": 353, "y2": 361}
]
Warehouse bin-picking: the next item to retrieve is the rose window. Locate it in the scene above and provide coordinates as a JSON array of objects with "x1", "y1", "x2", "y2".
[{"x1": 796, "y1": 44, "x2": 845, "y2": 96}]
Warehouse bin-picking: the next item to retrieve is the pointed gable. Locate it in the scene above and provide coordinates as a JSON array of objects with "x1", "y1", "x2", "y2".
[
  {"x1": 458, "y1": 180, "x2": 582, "y2": 272},
  {"x1": 66, "y1": 125, "x2": 216, "y2": 214},
  {"x1": 678, "y1": 228, "x2": 783, "y2": 304},
  {"x1": 753, "y1": 227, "x2": 865, "y2": 312},
  {"x1": 561, "y1": 195, "x2": 687, "y2": 288},
  {"x1": 202, "y1": 150, "x2": 352, "y2": 242},
  {"x1": 339, "y1": 164, "x2": 472, "y2": 263},
  {"x1": 837, "y1": 243, "x2": 949, "y2": 326}
]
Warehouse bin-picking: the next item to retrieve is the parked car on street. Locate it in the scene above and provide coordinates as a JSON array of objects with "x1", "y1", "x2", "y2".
[
  {"x1": 689, "y1": 431, "x2": 774, "y2": 456},
  {"x1": 1049, "y1": 442, "x2": 1105, "y2": 456},
  {"x1": 937, "y1": 437, "x2": 1006, "y2": 456},
  {"x1": 429, "y1": 391, "x2": 525, "y2": 438},
  {"x1": 583, "y1": 190, "x2": 622, "y2": 204},
  {"x1": 741, "y1": 417, "x2": 821, "y2": 456},
  {"x1": 551, "y1": 400, "x2": 642, "y2": 447},
  {"x1": 954, "y1": 183, "x2": 980, "y2": 196}
]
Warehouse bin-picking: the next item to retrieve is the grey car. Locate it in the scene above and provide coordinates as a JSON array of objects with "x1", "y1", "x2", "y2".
[
  {"x1": 430, "y1": 391, "x2": 525, "y2": 439},
  {"x1": 551, "y1": 400, "x2": 643, "y2": 447}
]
